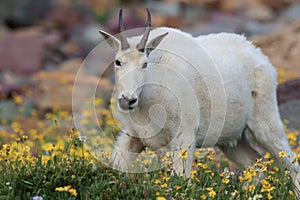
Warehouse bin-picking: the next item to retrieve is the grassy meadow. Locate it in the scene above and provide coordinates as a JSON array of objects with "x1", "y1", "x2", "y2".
[{"x1": 0, "y1": 69, "x2": 300, "y2": 199}]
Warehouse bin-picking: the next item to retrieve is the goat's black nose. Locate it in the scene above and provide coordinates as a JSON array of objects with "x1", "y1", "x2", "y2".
[{"x1": 128, "y1": 98, "x2": 137, "y2": 106}]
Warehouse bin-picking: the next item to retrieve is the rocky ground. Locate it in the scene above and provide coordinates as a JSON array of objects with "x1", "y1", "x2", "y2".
[{"x1": 0, "y1": 0, "x2": 299, "y2": 132}]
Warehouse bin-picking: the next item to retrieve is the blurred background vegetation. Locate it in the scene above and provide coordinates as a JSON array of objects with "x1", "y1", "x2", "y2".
[
  {"x1": 1, "y1": 1, "x2": 300, "y2": 199},
  {"x1": 0, "y1": 0, "x2": 300, "y2": 152}
]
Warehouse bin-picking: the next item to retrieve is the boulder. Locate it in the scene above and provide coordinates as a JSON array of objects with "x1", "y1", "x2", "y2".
[
  {"x1": 0, "y1": 21, "x2": 9, "y2": 39},
  {"x1": 68, "y1": 23, "x2": 104, "y2": 56},
  {"x1": 0, "y1": 34, "x2": 44, "y2": 74},
  {"x1": 277, "y1": 79, "x2": 300, "y2": 132},
  {"x1": 252, "y1": 20, "x2": 300, "y2": 83},
  {"x1": 33, "y1": 71, "x2": 113, "y2": 111},
  {"x1": 277, "y1": 79, "x2": 300, "y2": 104},
  {"x1": 279, "y1": 100, "x2": 300, "y2": 131},
  {"x1": 0, "y1": 72, "x2": 33, "y2": 99},
  {"x1": 0, "y1": 28, "x2": 61, "y2": 75},
  {"x1": 58, "y1": 58, "x2": 84, "y2": 74},
  {"x1": 0, "y1": 0, "x2": 52, "y2": 28},
  {"x1": 43, "y1": 5, "x2": 91, "y2": 35},
  {"x1": 280, "y1": 3, "x2": 300, "y2": 22},
  {"x1": 220, "y1": 0, "x2": 274, "y2": 21},
  {"x1": 0, "y1": 100, "x2": 19, "y2": 121}
]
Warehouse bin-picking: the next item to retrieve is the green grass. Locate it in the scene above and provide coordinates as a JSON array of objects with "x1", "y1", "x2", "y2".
[{"x1": 0, "y1": 97, "x2": 299, "y2": 199}]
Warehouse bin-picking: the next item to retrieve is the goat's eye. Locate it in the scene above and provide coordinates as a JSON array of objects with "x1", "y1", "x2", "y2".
[
  {"x1": 142, "y1": 62, "x2": 147, "y2": 69},
  {"x1": 115, "y1": 60, "x2": 121, "y2": 66}
]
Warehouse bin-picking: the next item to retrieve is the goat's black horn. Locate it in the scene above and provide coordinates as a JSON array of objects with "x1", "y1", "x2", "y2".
[
  {"x1": 137, "y1": 8, "x2": 151, "y2": 52},
  {"x1": 119, "y1": 7, "x2": 130, "y2": 50}
]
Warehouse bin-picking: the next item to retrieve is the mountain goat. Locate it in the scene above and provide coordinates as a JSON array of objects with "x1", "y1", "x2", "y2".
[{"x1": 99, "y1": 8, "x2": 300, "y2": 194}]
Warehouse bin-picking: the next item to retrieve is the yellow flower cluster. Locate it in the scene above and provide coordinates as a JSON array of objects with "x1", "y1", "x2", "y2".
[
  {"x1": 55, "y1": 185, "x2": 77, "y2": 197},
  {"x1": 1, "y1": 92, "x2": 300, "y2": 199},
  {"x1": 206, "y1": 187, "x2": 216, "y2": 197}
]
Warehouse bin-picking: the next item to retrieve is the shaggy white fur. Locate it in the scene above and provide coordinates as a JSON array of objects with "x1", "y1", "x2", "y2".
[{"x1": 100, "y1": 26, "x2": 300, "y2": 196}]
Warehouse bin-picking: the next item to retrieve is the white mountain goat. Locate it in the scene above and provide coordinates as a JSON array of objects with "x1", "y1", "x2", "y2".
[{"x1": 99, "y1": 8, "x2": 300, "y2": 194}]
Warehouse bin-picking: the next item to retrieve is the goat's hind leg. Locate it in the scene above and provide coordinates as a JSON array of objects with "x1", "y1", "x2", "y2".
[
  {"x1": 218, "y1": 129, "x2": 262, "y2": 170},
  {"x1": 218, "y1": 130, "x2": 265, "y2": 188},
  {"x1": 248, "y1": 114, "x2": 300, "y2": 196},
  {"x1": 247, "y1": 71, "x2": 300, "y2": 196}
]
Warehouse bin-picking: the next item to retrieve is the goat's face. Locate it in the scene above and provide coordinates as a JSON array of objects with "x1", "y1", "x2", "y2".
[
  {"x1": 99, "y1": 8, "x2": 168, "y2": 113},
  {"x1": 113, "y1": 49, "x2": 147, "y2": 112}
]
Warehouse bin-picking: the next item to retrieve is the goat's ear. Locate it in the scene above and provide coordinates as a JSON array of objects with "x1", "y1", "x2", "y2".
[
  {"x1": 99, "y1": 30, "x2": 120, "y2": 53},
  {"x1": 146, "y1": 32, "x2": 168, "y2": 56}
]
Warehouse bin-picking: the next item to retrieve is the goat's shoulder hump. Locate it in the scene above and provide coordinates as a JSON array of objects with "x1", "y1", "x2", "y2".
[
  {"x1": 151, "y1": 27, "x2": 194, "y2": 39},
  {"x1": 196, "y1": 32, "x2": 254, "y2": 48}
]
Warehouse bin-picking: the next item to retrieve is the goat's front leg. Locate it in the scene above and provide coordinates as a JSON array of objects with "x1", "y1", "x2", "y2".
[
  {"x1": 111, "y1": 132, "x2": 145, "y2": 172},
  {"x1": 171, "y1": 130, "x2": 196, "y2": 178}
]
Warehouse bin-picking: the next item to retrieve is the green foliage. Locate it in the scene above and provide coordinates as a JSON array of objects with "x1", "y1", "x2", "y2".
[{"x1": 0, "y1": 97, "x2": 298, "y2": 199}]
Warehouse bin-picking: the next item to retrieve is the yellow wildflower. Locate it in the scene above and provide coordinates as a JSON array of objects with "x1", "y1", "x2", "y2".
[
  {"x1": 100, "y1": 109, "x2": 110, "y2": 116},
  {"x1": 208, "y1": 190, "x2": 216, "y2": 198},
  {"x1": 162, "y1": 174, "x2": 170, "y2": 181},
  {"x1": 293, "y1": 154, "x2": 300, "y2": 164},
  {"x1": 106, "y1": 118, "x2": 116, "y2": 126},
  {"x1": 288, "y1": 190, "x2": 294, "y2": 196},
  {"x1": 263, "y1": 160, "x2": 274, "y2": 165},
  {"x1": 267, "y1": 192, "x2": 272, "y2": 199},
  {"x1": 55, "y1": 185, "x2": 77, "y2": 197},
  {"x1": 283, "y1": 119, "x2": 289, "y2": 125},
  {"x1": 13, "y1": 94, "x2": 22, "y2": 104},
  {"x1": 175, "y1": 185, "x2": 181, "y2": 190},
  {"x1": 190, "y1": 169, "x2": 197, "y2": 179},
  {"x1": 82, "y1": 110, "x2": 93, "y2": 117},
  {"x1": 178, "y1": 149, "x2": 188, "y2": 159},
  {"x1": 287, "y1": 131, "x2": 298, "y2": 146},
  {"x1": 55, "y1": 185, "x2": 71, "y2": 192},
  {"x1": 42, "y1": 155, "x2": 50, "y2": 165},
  {"x1": 22, "y1": 135, "x2": 28, "y2": 141},
  {"x1": 279, "y1": 151, "x2": 287, "y2": 158},
  {"x1": 222, "y1": 178, "x2": 230, "y2": 184},
  {"x1": 202, "y1": 164, "x2": 208, "y2": 169},
  {"x1": 264, "y1": 152, "x2": 271, "y2": 159},
  {"x1": 200, "y1": 194, "x2": 207, "y2": 199},
  {"x1": 238, "y1": 176, "x2": 244, "y2": 182},
  {"x1": 260, "y1": 179, "x2": 275, "y2": 193},
  {"x1": 249, "y1": 185, "x2": 256, "y2": 192},
  {"x1": 156, "y1": 197, "x2": 166, "y2": 200},
  {"x1": 194, "y1": 150, "x2": 200, "y2": 158},
  {"x1": 94, "y1": 97, "x2": 104, "y2": 106},
  {"x1": 154, "y1": 179, "x2": 161, "y2": 185},
  {"x1": 243, "y1": 167, "x2": 257, "y2": 182},
  {"x1": 68, "y1": 188, "x2": 77, "y2": 197},
  {"x1": 207, "y1": 187, "x2": 216, "y2": 197},
  {"x1": 220, "y1": 172, "x2": 226, "y2": 178}
]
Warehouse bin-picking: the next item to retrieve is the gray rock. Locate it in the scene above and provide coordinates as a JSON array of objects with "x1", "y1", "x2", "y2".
[
  {"x1": 145, "y1": 1, "x2": 181, "y2": 16},
  {"x1": 0, "y1": 21, "x2": 9, "y2": 39},
  {"x1": 0, "y1": 33, "x2": 44, "y2": 74},
  {"x1": 33, "y1": 70, "x2": 113, "y2": 111},
  {"x1": 0, "y1": 100, "x2": 19, "y2": 121},
  {"x1": 184, "y1": 14, "x2": 243, "y2": 36},
  {"x1": 0, "y1": 0, "x2": 53, "y2": 27},
  {"x1": 280, "y1": 3, "x2": 300, "y2": 22},
  {"x1": 279, "y1": 100, "x2": 300, "y2": 131},
  {"x1": 69, "y1": 23, "x2": 104, "y2": 56},
  {"x1": 245, "y1": 21, "x2": 285, "y2": 37},
  {"x1": 277, "y1": 79, "x2": 300, "y2": 105}
]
